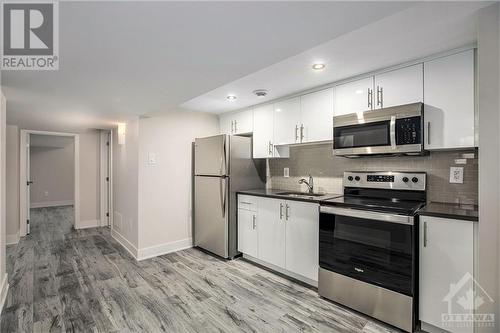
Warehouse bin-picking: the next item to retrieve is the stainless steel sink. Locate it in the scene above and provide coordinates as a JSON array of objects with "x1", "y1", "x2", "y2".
[{"x1": 275, "y1": 191, "x2": 326, "y2": 198}]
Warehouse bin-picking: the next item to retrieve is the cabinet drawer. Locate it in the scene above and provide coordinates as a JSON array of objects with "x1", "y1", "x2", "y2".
[{"x1": 238, "y1": 195, "x2": 259, "y2": 211}]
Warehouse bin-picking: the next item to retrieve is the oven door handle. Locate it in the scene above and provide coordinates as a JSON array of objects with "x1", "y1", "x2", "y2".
[{"x1": 320, "y1": 206, "x2": 414, "y2": 225}]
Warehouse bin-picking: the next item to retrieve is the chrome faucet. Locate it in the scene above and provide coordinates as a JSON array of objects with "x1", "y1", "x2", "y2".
[{"x1": 298, "y1": 174, "x2": 314, "y2": 194}]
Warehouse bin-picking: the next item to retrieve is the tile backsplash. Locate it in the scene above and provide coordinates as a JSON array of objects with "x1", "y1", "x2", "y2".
[{"x1": 267, "y1": 143, "x2": 478, "y2": 205}]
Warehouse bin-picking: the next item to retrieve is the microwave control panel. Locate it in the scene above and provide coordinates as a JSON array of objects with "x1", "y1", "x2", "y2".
[{"x1": 396, "y1": 116, "x2": 421, "y2": 145}]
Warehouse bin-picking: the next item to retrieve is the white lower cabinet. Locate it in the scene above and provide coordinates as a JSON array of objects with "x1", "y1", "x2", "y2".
[
  {"x1": 419, "y1": 216, "x2": 474, "y2": 333},
  {"x1": 285, "y1": 200, "x2": 319, "y2": 281},
  {"x1": 238, "y1": 195, "x2": 319, "y2": 283},
  {"x1": 257, "y1": 197, "x2": 286, "y2": 268}
]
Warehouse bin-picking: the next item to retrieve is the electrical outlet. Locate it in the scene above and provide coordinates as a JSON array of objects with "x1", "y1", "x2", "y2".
[
  {"x1": 147, "y1": 152, "x2": 157, "y2": 166},
  {"x1": 283, "y1": 167, "x2": 289, "y2": 178},
  {"x1": 44, "y1": 191, "x2": 49, "y2": 197},
  {"x1": 450, "y1": 167, "x2": 464, "y2": 184}
]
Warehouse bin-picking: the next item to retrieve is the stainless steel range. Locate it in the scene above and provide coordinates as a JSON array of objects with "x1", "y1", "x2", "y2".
[{"x1": 318, "y1": 171, "x2": 426, "y2": 333}]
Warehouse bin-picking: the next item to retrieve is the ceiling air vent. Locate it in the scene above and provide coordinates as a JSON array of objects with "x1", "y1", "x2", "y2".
[{"x1": 253, "y1": 89, "x2": 268, "y2": 98}]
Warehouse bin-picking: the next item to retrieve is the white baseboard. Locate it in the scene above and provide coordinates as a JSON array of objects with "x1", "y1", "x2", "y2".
[
  {"x1": 243, "y1": 254, "x2": 318, "y2": 287},
  {"x1": 0, "y1": 274, "x2": 9, "y2": 314},
  {"x1": 76, "y1": 219, "x2": 100, "y2": 229},
  {"x1": 111, "y1": 228, "x2": 138, "y2": 259},
  {"x1": 6, "y1": 232, "x2": 19, "y2": 245},
  {"x1": 30, "y1": 200, "x2": 74, "y2": 209},
  {"x1": 137, "y1": 238, "x2": 193, "y2": 261}
]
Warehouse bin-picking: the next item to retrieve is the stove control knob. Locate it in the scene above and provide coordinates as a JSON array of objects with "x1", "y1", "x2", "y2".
[
  {"x1": 354, "y1": 176, "x2": 361, "y2": 181},
  {"x1": 347, "y1": 176, "x2": 354, "y2": 181},
  {"x1": 412, "y1": 177, "x2": 419, "y2": 183},
  {"x1": 402, "y1": 177, "x2": 409, "y2": 183}
]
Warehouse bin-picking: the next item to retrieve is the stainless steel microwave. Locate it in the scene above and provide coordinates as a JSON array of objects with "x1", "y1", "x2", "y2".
[{"x1": 333, "y1": 102, "x2": 425, "y2": 157}]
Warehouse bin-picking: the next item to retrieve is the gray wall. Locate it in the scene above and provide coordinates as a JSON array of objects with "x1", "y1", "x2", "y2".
[
  {"x1": 30, "y1": 135, "x2": 75, "y2": 207},
  {"x1": 268, "y1": 143, "x2": 478, "y2": 204}
]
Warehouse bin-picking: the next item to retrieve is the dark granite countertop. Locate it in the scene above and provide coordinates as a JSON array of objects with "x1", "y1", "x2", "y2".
[
  {"x1": 419, "y1": 202, "x2": 478, "y2": 222},
  {"x1": 237, "y1": 188, "x2": 342, "y2": 204}
]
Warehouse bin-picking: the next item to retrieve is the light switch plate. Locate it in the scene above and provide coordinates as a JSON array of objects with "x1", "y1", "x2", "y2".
[
  {"x1": 450, "y1": 167, "x2": 464, "y2": 184},
  {"x1": 283, "y1": 167, "x2": 289, "y2": 178},
  {"x1": 147, "y1": 153, "x2": 157, "y2": 166}
]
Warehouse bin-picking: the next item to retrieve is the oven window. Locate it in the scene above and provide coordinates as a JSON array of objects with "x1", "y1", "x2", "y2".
[
  {"x1": 319, "y1": 212, "x2": 414, "y2": 296},
  {"x1": 334, "y1": 121, "x2": 390, "y2": 149}
]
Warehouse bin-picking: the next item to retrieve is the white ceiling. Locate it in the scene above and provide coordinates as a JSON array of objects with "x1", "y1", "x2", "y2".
[
  {"x1": 2, "y1": 1, "x2": 416, "y2": 131},
  {"x1": 181, "y1": 1, "x2": 491, "y2": 114},
  {"x1": 1, "y1": 1, "x2": 491, "y2": 131}
]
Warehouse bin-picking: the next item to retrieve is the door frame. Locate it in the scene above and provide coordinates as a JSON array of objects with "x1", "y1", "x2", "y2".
[
  {"x1": 99, "y1": 130, "x2": 113, "y2": 228},
  {"x1": 19, "y1": 130, "x2": 80, "y2": 236}
]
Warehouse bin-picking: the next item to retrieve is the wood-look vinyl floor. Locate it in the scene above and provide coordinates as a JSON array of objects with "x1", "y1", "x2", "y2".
[{"x1": 1, "y1": 206, "x2": 401, "y2": 333}]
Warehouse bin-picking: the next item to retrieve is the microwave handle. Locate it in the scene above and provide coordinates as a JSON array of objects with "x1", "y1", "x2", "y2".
[{"x1": 390, "y1": 115, "x2": 396, "y2": 149}]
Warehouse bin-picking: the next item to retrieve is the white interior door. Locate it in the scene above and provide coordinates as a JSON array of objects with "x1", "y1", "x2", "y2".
[{"x1": 26, "y1": 134, "x2": 31, "y2": 234}]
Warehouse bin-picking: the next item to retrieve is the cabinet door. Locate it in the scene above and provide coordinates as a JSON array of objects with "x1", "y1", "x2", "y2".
[
  {"x1": 274, "y1": 97, "x2": 301, "y2": 145},
  {"x1": 373, "y1": 63, "x2": 423, "y2": 109},
  {"x1": 237, "y1": 209, "x2": 258, "y2": 258},
  {"x1": 300, "y1": 88, "x2": 334, "y2": 143},
  {"x1": 234, "y1": 109, "x2": 253, "y2": 134},
  {"x1": 333, "y1": 77, "x2": 374, "y2": 116},
  {"x1": 253, "y1": 104, "x2": 274, "y2": 158},
  {"x1": 257, "y1": 197, "x2": 286, "y2": 268},
  {"x1": 419, "y1": 216, "x2": 474, "y2": 333},
  {"x1": 285, "y1": 201, "x2": 319, "y2": 281},
  {"x1": 424, "y1": 50, "x2": 475, "y2": 150},
  {"x1": 219, "y1": 113, "x2": 233, "y2": 135}
]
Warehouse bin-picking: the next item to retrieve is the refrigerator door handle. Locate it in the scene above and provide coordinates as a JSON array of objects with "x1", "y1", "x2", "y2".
[{"x1": 220, "y1": 177, "x2": 226, "y2": 218}]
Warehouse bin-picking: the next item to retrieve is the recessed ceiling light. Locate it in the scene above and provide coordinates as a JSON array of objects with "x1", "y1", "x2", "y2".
[
  {"x1": 226, "y1": 95, "x2": 237, "y2": 101},
  {"x1": 312, "y1": 63, "x2": 326, "y2": 71}
]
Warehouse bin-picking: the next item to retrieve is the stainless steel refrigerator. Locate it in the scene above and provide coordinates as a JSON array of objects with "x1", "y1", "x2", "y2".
[{"x1": 194, "y1": 134, "x2": 265, "y2": 259}]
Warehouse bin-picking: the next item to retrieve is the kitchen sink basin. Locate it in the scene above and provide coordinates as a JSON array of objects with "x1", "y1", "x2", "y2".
[{"x1": 276, "y1": 191, "x2": 326, "y2": 198}]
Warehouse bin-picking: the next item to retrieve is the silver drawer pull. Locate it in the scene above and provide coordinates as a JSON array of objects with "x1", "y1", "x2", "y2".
[
  {"x1": 252, "y1": 215, "x2": 256, "y2": 230},
  {"x1": 423, "y1": 222, "x2": 428, "y2": 247}
]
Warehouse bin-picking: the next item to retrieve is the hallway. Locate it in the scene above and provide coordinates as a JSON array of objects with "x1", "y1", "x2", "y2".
[{"x1": 0, "y1": 207, "x2": 398, "y2": 333}]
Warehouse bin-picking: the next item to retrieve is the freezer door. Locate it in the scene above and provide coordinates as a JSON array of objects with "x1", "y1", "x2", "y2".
[
  {"x1": 194, "y1": 135, "x2": 228, "y2": 176},
  {"x1": 194, "y1": 176, "x2": 229, "y2": 258}
]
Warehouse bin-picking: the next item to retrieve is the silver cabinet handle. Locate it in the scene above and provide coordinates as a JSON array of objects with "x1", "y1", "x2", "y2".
[
  {"x1": 368, "y1": 88, "x2": 373, "y2": 109},
  {"x1": 426, "y1": 122, "x2": 430, "y2": 145},
  {"x1": 423, "y1": 221, "x2": 428, "y2": 247},
  {"x1": 377, "y1": 86, "x2": 383, "y2": 108},
  {"x1": 300, "y1": 124, "x2": 304, "y2": 142},
  {"x1": 234, "y1": 120, "x2": 238, "y2": 133},
  {"x1": 240, "y1": 201, "x2": 252, "y2": 205},
  {"x1": 285, "y1": 204, "x2": 290, "y2": 220},
  {"x1": 279, "y1": 203, "x2": 284, "y2": 220},
  {"x1": 252, "y1": 215, "x2": 256, "y2": 230},
  {"x1": 295, "y1": 125, "x2": 299, "y2": 142},
  {"x1": 230, "y1": 120, "x2": 234, "y2": 134},
  {"x1": 268, "y1": 141, "x2": 273, "y2": 156}
]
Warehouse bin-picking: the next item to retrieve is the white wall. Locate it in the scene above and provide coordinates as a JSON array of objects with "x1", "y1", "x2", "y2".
[
  {"x1": 137, "y1": 111, "x2": 218, "y2": 257},
  {"x1": 477, "y1": 3, "x2": 500, "y2": 331},
  {"x1": 0, "y1": 91, "x2": 8, "y2": 312},
  {"x1": 112, "y1": 118, "x2": 140, "y2": 253},
  {"x1": 30, "y1": 136, "x2": 74, "y2": 207},
  {"x1": 6, "y1": 125, "x2": 19, "y2": 244},
  {"x1": 79, "y1": 130, "x2": 101, "y2": 225}
]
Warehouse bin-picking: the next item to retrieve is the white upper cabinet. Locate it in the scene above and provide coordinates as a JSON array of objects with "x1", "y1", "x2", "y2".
[
  {"x1": 419, "y1": 216, "x2": 474, "y2": 333},
  {"x1": 218, "y1": 109, "x2": 253, "y2": 135},
  {"x1": 300, "y1": 88, "x2": 334, "y2": 143},
  {"x1": 253, "y1": 104, "x2": 274, "y2": 159},
  {"x1": 274, "y1": 97, "x2": 301, "y2": 146},
  {"x1": 373, "y1": 63, "x2": 423, "y2": 109},
  {"x1": 424, "y1": 50, "x2": 475, "y2": 150},
  {"x1": 219, "y1": 113, "x2": 232, "y2": 135},
  {"x1": 233, "y1": 109, "x2": 253, "y2": 134},
  {"x1": 333, "y1": 77, "x2": 374, "y2": 116},
  {"x1": 285, "y1": 200, "x2": 319, "y2": 282}
]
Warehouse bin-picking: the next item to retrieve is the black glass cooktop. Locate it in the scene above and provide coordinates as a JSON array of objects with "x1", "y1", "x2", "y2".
[{"x1": 321, "y1": 195, "x2": 426, "y2": 216}]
